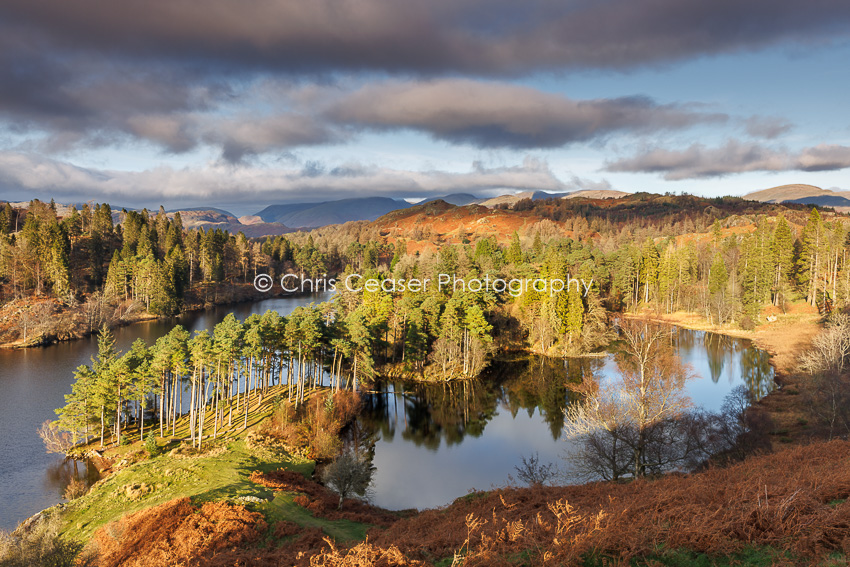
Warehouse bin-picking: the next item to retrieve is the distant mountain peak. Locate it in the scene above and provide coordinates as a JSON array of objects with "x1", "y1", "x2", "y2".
[{"x1": 744, "y1": 184, "x2": 850, "y2": 211}]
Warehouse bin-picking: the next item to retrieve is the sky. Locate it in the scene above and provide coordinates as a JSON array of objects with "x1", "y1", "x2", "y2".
[{"x1": 1, "y1": 0, "x2": 849, "y2": 217}]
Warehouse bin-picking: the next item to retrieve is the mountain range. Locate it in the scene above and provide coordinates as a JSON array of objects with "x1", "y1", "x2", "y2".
[
  {"x1": 11, "y1": 184, "x2": 846, "y2": 236},
  {"x1": 253, "y1": 190, "x2": 628, "y2": 228}
]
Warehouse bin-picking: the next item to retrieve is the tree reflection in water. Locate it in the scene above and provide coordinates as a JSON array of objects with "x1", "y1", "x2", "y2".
[
  {"x1": 360, "y1": 354, "x2": 605, "y2": 450},
  {"x1": 739, "y1": 347, "x2": 775, "y2": 400},
  {"x1": 43, "y1": 458, "x2": 100, "y2": 500},
  {"x1": 701, "y1": 332, "x2": 734, "y2": 383},
  {"x1": 360, "y1": 328, "x2": 774, "y2": 450},
  {"x1": 360, "y1": 379, "x2": 499, "y2": 451}
]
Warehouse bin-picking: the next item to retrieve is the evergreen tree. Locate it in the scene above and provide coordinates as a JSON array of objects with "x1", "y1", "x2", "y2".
[
  {"x1": 55, "y1": 365, "x2": 97, "y2": 444},
  {"x1": 506, "y1": 232, "x2": 523, "y2": 264},
  {"x1": 0, "y1": 202, "x2": 12, "y2": 234},
  {"x1": 91, "y1": 325, "x2": 118, "y2": 447},
  {"x1": 771, "y1": 214, "x2": 795, "y2": 306},
  {"x1": 798, "y1": 208, "x2": 824, "y2": 305},
  {"x1": 640, "y1": 238, "x2": 660, "y2": 304},
  {"x1": 566, "y1": 285, "x2": 584, "y2": 342}
]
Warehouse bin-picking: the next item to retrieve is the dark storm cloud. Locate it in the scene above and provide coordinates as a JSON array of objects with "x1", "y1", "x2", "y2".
[
  {"x1": 202, "y1": 114, "x2": 344, "y2": 163},
  {"x1": 325, "y1": 80, "x2": 726, "y2": 148},
  {"x1": 0, "y1": 65, "x2": 728, "y2": 159},
  {"x1": 0, "y1": 30, "x2": 228, "y2": 153},
  {"x1": 606, "y1": 141, "x2": 850, "y2": 179},
  {"x1": 2, "y1": 0, "x2": 849, "y2": 74},
  {"x1": 1, "y1": 0, "x2": 845, "y2": 161}
]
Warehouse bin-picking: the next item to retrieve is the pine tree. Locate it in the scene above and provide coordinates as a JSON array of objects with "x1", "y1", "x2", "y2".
[
  {"x1": 506, "y1": 232, "x2": 523, "y2": 264},
  {"x1": 91, "y1": 325, "x2": 118, "y2": 447},
  {"x1": 771, "y1": 214, "x2": 794, "y2": 306},
  {"x1": 566, "y1": 285, "x2": 584, "y2": 341},
  {"x1": 0, "y1": 203, "x2": 11, "y2": 235},
  {"x1": 640, "y1": 238, "x2": 660, "y2": 304},
  {"x1": 391, "y1": 239, "x2": 407, "y2": 270},
  {"x1": 55, "y1": 365, "x2": 97, "y2": 445},
  {"x1": 532, "y1": 232, "x2": 543, "y2": 260},
  {"x1": 708, "y1": 253, "x2": 728, "y2": 296},
  {"x1": 798, "y1": 208, "x2": 823, "y2": 305}
]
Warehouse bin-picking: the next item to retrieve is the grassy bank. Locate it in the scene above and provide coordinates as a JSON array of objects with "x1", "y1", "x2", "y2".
[
  {"x1": 63, "y1": 439, "x2": 850, "y2": 566},
  {"x1": 61, "y1": 385, "x2": 363, "y2": 542}
]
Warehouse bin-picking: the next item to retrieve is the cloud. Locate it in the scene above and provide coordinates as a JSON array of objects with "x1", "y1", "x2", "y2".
[
  {"x1": 0, "y1": 69, "x2": 726, "y2": 160},
  {"x1": 744, "y1": 116, "x2": 793, "y2": 139},
  {"x1": 1, "y1": 0, "x2": 846, "y2": 171},
  {"x1": 0, "y1": 151, "x2": 583, "y2": 210},
  {"x1": 2, "y1": 0, "x2": 849, "y2": 75},
  {"x1": 606, "y1": 141, "x2": 850, "y2": 179},
  {"x1": 325, "y1": 80, "x2": 726, "y2": 148},
  {"x1": 201, "y1": 114, "x2": 344, "y2": 163}
]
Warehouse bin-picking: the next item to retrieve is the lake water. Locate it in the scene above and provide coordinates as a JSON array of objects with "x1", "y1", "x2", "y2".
[
  {"x1": 360, "y1": 329, "x2": 774, "y2": 511},
  {"x1": 0, "y1": 292, "x2": 333, "y2": 530},
  {"x1": 0, "y1": 296, "x2": 773, "y2": 529}
]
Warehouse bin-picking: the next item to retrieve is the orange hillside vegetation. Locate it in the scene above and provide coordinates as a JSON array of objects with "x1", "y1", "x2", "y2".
[{"x1": 91, "y1": 440, "x2": 850, "y2": 566}]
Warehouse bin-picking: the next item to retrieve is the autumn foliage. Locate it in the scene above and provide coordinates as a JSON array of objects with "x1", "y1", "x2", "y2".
[
  {"x1": 92, "y1": 498, "x2": 266, "y2": 567},
  {"x1": 262, "y1": 391, "x2": 363, "y2": 460},
  {"x1": 366, "y1": 439, "x2": 850, "y2": 565},
  {"x1": 90, "y1": 440, "x2": 850, "y2": 566},
  {"x1": 249, "y1": 469, "x2": 397, "y2": 527}
]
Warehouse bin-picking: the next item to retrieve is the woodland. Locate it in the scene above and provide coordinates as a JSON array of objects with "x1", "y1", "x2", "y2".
[{"x1": 4, "y1": 193, "x2": 850, "y2": 566}]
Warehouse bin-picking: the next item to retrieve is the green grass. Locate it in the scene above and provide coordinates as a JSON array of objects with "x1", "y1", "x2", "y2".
[
  {"x1": 88, "y1": 384, "x2": 302, "y2": 450},
  {"x1": 258, "y1": 492, "x2": 371, "y2": 542},
  {"x1": 455, "y1": 490, "x2": 489, "y2": 503},
  {"x1": 61, "y1": 437, "x2": 312, "y2": 541},
  {"x1": 60, "y1": 386, "x2": 373, "y2": 545}
]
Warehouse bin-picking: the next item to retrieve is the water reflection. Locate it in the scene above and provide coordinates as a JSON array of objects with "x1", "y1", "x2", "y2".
[
  {"x1": 43, "y1": 458, "x2": 100, "y2": 500},
  {"x1": 362, "y1": 380, "x2": 499, "y2": 451},
  {"x1": 0, "y1": 291, "x2": 333, "y2": 530},
  {"x1": 740, "y1": 348, "x2": 774, "y2": 400},
  {"x1": 363, "y1": 329, "x2": 773, "y2": 452},
  {"x1": 704, "y1": 332, "x2": 728, "y2": 383},
  {"x1": 362, "y1": 326, "x2": 775, "y2": 510}
]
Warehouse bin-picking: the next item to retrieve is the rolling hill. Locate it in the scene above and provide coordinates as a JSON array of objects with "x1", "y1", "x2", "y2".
[
  {"x1": 478, "y1": 190, "x2": 570, "y2": 207},
  {"x1": 744, "y1": 184, "x2": 850, "y2": 211},
  {"x1": 563, "y1": 189, "x2": 631, "y2": 200},
  {"x1": 255, "y1": 197, "x2": 411, "y2": 228},
  {"x1": 117, "y1": 208, "x2": 291, "y2": 237}
]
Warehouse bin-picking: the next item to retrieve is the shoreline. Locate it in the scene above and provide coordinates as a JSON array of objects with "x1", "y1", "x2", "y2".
[
  {"x1": 624, "y1": 306, "x2": 821, "y2": 375},
  {"x1": 625, "y1": 307, "x2": 823, "y2": 449},
  {"x1": 0, "y1": 285, "x2": 320, "y2": 350}
]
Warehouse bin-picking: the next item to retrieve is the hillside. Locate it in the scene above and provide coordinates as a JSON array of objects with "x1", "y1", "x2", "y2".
[
  {"x1": 325, "y1": 192, "x2": 823, "y2": 256},
  {"x1": 64, "y1": 439, "x2": 850, "y2": 566},
  {"x1": 370, "y1": 199, "x2": 566, "y2": 253},
  {"x1": 744, "y1": 184, "x2": 850, "y2": 211},
  {"x1": 478, "y1": 190, "x2": 569, "y2": 207},
  {"x1": 563, "y1": 189, "x2": 631, "y2": 199},
  {"x1": 118, "y1": 208, "x2": 291, "y2": 237},
  {"x1": 255, "y1": 197, "x2": 411, "y2": 228},
  {"x1": 419, "y1": 193, "x2": 481, "y2": 206}
]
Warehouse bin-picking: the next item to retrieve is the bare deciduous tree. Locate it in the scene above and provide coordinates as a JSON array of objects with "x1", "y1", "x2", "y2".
[
  {"x1": 799, "y1": 314, "x2": 850, "y2": 438},
  {"x1": 511, "y1": 452, "x2": 558, "y2": 487},
  {"x1": 564, "y1": 318, "x2": 694, "y2": 478},
  {"x1": 321, "y1": 451, "x2": 374, "y2": 510},
  {"x1": 37, "y1": 420, "x2": 74, "y2": 454},
  {"x1": 799, "y1": 313, "x2": 850, "y2": 374}
]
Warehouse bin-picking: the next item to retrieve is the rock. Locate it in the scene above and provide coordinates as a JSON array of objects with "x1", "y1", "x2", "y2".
[{"x1": 122, "y1": 482, "x2": 153, "y2": 501}]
